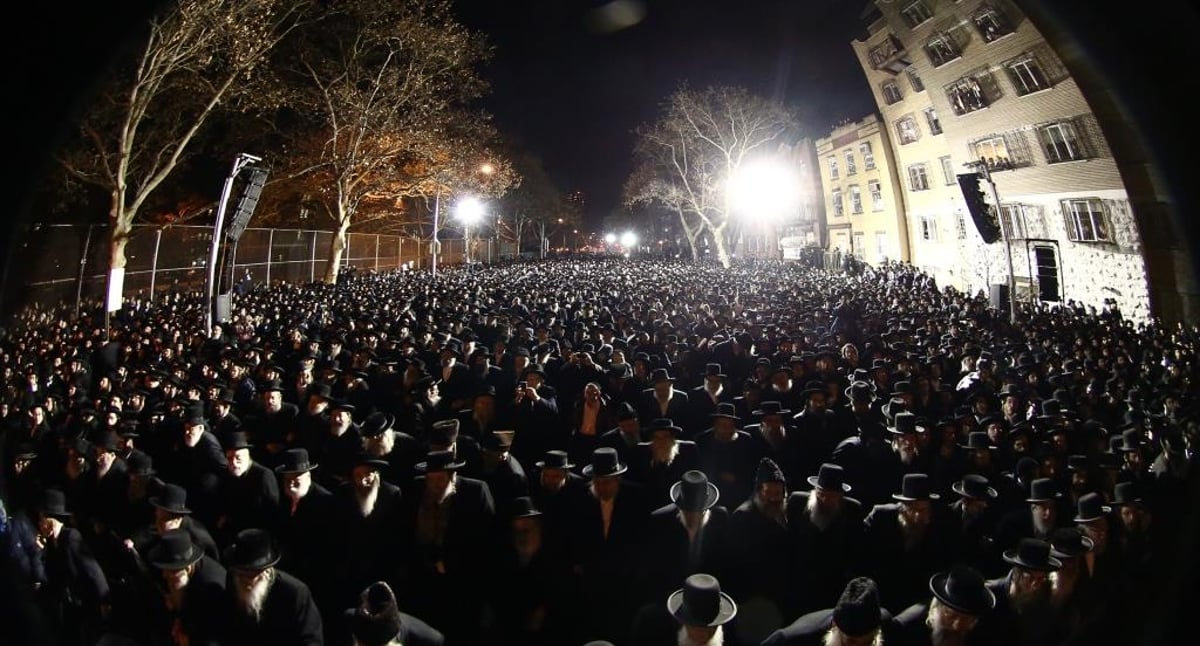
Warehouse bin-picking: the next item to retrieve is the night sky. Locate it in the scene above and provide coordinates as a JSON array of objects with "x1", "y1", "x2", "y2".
[{"x1": 454, "y1": 0, "x2": 876, "y2": 224}]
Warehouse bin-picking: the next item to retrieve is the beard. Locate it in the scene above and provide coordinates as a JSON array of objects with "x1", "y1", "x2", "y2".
[
  {"x1": 806, "y1": 492, "x2": 841, "y2": 532},
  {"x1": 927, "y1": 606, "x2": 968, "y2": 646},
  {"x1": 898, "y1": 512, "x2": 929, "y2": 550},
  {"x1": 1031, "y1": 513, "x2": 1055, "y2": 538},
  {"x1": 678, "y1": 625, "x2": 724, "y2": 646},
  {"x1": 824, "y1": 628, "x2": 883, "y2": 646},
  {"x1": 356, "y1": 479, "x2": 380, "y2": 517},
  {"x1": 754, "y1": 493, "x2": 787, "y2": 523},
  {"x1": 896, "y1": 444, "x2": 920, "y2": 465},
  {"x1": 235, "y1": 568, "x2": 274, "y2": 621},
  {"x1": 652, "y1": 441, "x2": 679, "y2": 466}
]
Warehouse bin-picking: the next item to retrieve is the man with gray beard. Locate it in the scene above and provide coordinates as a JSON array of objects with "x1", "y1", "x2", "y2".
[
  {"x1": 726, "y1": 458, "x2": 792, "y2": 642},
  {"x1": 978, "y1": 538, "x2": 1061, "y2": 646},
  {"x1": 787, "y1": 463, "x2": 865, "y2": 616},
  {"x1": 632, "y1": 418, "x2": 701, "y2": 508},
  {"x1": 863, "y1": 474, "x2": 955, "y2": 613},
  {"x1": 331, "y1": 453, "x2": 407, "y2": 613},
  {"x1": 221, "y1": 528, "x2": 323, "y2": 645},
  {"x1": 996, "y1": 478, "x2": 1063, "y2": 552},
  {"x1": 762, "y1": 576, "x2": 888, "y2": 646},
  {"x1": 893, "y1": 566, "x2": 995, "y2": 646},
  {"x1": 140, "y1": 529, "x2": 226, "y2": 645}
]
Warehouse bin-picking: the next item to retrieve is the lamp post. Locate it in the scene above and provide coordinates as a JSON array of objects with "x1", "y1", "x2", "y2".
[
  {"x1": 457, "y1": 197, "x2": 484, "y2": 267},
  {"x1": 726, "y1": 159, "x2": 801, "y2": 260},
  {"x1": 431, "y1": 186, "x2": 442, "y2": 277}
]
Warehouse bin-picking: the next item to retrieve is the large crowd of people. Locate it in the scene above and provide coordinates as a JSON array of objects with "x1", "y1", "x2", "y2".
[{"x1": 0, "y1": 256, "x2": 1195, "y2": 646}]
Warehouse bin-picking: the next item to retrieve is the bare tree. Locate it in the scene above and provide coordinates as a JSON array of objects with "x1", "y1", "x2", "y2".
[
  {"x1": 629, "y1": 85, "x2": 798, "y2": 267},
  {"x1": 273, "y1": 0, "x2": 512, "y2": 283},
  {"x1": 56, "y1": 0, "x2": 309, "y2": 283}
]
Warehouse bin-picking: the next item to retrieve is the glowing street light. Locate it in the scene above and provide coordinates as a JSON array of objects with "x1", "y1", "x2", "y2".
[
  {"x1": 604, "y1": 233, "x2": 617, "y2": 244},
  {"x1": 620, "y1": 231, "x2": 638, "y2": 248},
  {"x1": 726, "y1": 159, "x2": 801, "y2": 221},
  {"x1": 456, "y1": 197, "x2": 485, "y2": 265}
]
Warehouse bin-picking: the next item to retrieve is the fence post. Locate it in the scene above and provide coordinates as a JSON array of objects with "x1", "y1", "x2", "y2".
[
  {"x1": 148, "y1": 227, "x2": 162, "y2": 304},
  {"x1": 374, "y1": 234, "x2": 380, "y2": 272},
  {"x1": 75, "y1": 224, "x2": 95, "y2": 319},
  {"x1": 309, "y1": 231, "x2": 317, "y2": 283},
  {"x1": 398, "y1": 237, "x2": 402, "y2": 271},
  {"x1": 266, "y1": 229, "x2": 274, "y2": 285}
]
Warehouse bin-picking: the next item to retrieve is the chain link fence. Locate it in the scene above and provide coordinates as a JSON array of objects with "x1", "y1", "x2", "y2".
[{"x1": 7, "y1": 223, "x2": 471, "y2": 313}]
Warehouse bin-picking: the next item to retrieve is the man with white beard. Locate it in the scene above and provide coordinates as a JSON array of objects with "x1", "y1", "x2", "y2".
[
  {"x1": 886, "y1": 412, "x2": 929, "y2": 478},
  {"x1": 787, "y1": 463, "x2": 866, "y2": 615},
  {"x1": 863, "y1": 473, "x2": 955, "y2": 612},
  {"x1": 221, "y1": 528, "x2": 323, "y2": 645},
  {"x1": 893, "y1": 566, "x2": 995, "y2": 646},
  {"x1": 947, "y1": 474, "x2": 1000, "y2": 573},
  {"x1": 216, "y1": 431, "x2": 280, "y2": 544},
  {"x1": 172, "y1": 411, "x2": 227, "y2": 524},
  {"x1": 332, "y1": 452, "x2": 406, "y2": 611},
  {"x1": 762, "y1": 576, "x2": 888, "y2": 646},
  {"x1": 631, "y1": 573, "x2": 738, "y2": 646},
  {"x1": 312, "y1": 400, "x2": 362, "y2": 490},
  {"x1": 359, "y1": 411, "x2": 422, "y2": 487},
  {"x1": 633, "y1": 418, "x2": 701, "y2": 507},
  {"x1": 996, "y1": 478, "x2": 1063, "y2": 551},
  {"x1": 273, "y1": 448, "x2": 336, "y2": 619},
  {"x1": 978, "y1": 538, "x2": 1061, "y2": 646},
  {"x1": 142, "y1": 529, "x2": 226, "y2": 645}
]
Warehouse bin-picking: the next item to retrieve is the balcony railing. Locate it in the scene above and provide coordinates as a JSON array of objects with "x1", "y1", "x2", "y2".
[{"x1": 868, "y1": 35, "x2": 912, "y2": 74}]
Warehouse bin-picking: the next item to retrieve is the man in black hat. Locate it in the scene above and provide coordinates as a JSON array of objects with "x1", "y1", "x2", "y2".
[
  {"x1": 979, "y1": 538, "x2": 1061, "y2": 646},
  {"x1": 138, "y1": 529, "x2": 227, "y2": 645},
  {"x1": 642, "y1": 470, "x2": 732, "y2": 605},
  {"x1": 595, "y1": 402, "x2": 644, "y2": 468},
  {"x1": 487, "y1": 497, "x2": 574, "y2": 645},
  {"x1": 947, "y1": 474, "x2": 1002, "y2": 576},
  {"x1": 567, "y1": 447, "x2": 649, "y2": 644},
  {"x1": 995, "y1": 477, "x2": 1064, "y2": 551},
  {"x1": 272, "y1": 448, "x2": 336, "y2": 616},
  {"x1": 360, "y1": 410, "x2": 422, "y2": 489},
  {"x1": 762, "y1": 576, "x2": 889, "y2": 646},
  {"x1": 242, "y1": 379, "x2": 299, "y2": 470},
  {"x1": 527, "y1": 449, "x2": 585, "y2": 560},
  {"x1": 210, "y1": 387, "x2": 243, "y2": 439},
  {"x1": 128, "y1": 482, "x2": 220, "y2": 563},
  {"x1": 725, "y1": 457, "x2": 792, "y2": 637},
  {"x1": 631, "y1": 418, "x2": 701, "y2": 507},
  {"x1": 863, "y1": 473, "x2": 955, "y2": 612},
  {"x1": 631, "y1": 572, "x2": 738, "y2": 646},
  {"x1": 893, "y1": 566, "x2": 996, "y2": 646},
  {"x1": 639, "y1": 368, "x2": 689, "y2": 427},
  {"x1": 292, "y1": 382, "x2": 332, "y2": 450},
  {"x1": 221, "y1": 527, "x2": 323, "y2": 645},
  {"x1": 404, "y1": 449, "x2": 496, "y2": 644},
  {"x1": 788, "y1": 463, "x2": 866, "y2": 616},
  {"x1": 686, "y1": 363, "x2": 734, "y2": 437},
  {"x1": 85, "y1": 431, "x2": 130, "y2": 537},
  {"x1": 695, "y1": 402, "x2": 761, "y2": 508},
  {"x1": 33, "y1": 489, "x2": 111, "y2": 645},
  {"x1": 344, "y1": 581, "x2": 444, "y2": 646},
  {"x1": 745, "y1": 401, "x2": 803, "y2": 487},
  {"x1": 310, "y1": 400, "x2": 362, "y2": 490},
  {"x1": 216, "y1": 431, "x2": 280, "y2": 545},
  {"x1": 479, "y1": 430, "x2": 528, "y2": 517},
  {"x1": 510, "y1": 364, "x2": 560, "y2": 465},
  {"x1": 168, "y1": 412, "x2": 227, "y2": 528},
  {"x1": 791, "y1": 380, "x2": 848, "y2": 479},
  {"x1": 886, "y1": 411, "x2": 931, "y2": 481}
]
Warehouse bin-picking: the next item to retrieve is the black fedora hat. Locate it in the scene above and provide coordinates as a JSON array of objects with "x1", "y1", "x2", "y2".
[
  {"x1": 1073, "y1": 492, "x2": 1112, "y2": 523},
  {"x1": 415, "y1": 450, "x2": 466, "y2": 473},
  {"x1": 807, "y1": 463, "x2": 852, "y2": 493},
  {"x1": 535, "y1": 449, "x2": 574, "y2": 470},
  {"x1": 615, "y1": 402, "x2": 638, "y2": 421},
  {"x1": 148, "y1": 529, "x2": 204, "y2": 570},
  {"x1": 38, "y1": 489, "x2": 73, "y2": 519},
  {"x1": 709, "y1": 402, "x2": 740, "y2": 421},
  {"x1": 670, "y1": 470, "x2": 720, "y2": 512},
  {"x1": 359, "y1": 412, "x2": 396, "y2": 439},
  {"x1": 650, "y1": 368, "x2": 675, "y2": 384},
  {"x1": 952, "y1": 474, "x2": 998, "y2": 500},
  {"x1": 844, "y1": 381, "x2": 876, "y2": 403},
  {"x1": 1066, "y1": 454, "x2": 1091, "y2": 473},
  {"x1": 511, "y1": 496, "x2": 543, "y2": 519},
  {"x1": 583, "y1": 447, "x2": 627, "y2": 477},
  {"x1": 428, "y1": 419, "x2": 460, "y2": 447},
  {"x1": 274, "y1": 448, "x2": 319, "y2": 475},
  {"x1": 260, "y1": 379, "x2": 286, "y2": 393},
  {"x1": 666, "y1": 573, "x2": 737, "y2": 627},
  {"x1": 832, "y1": 577, "x2": 884, "y2": 637},
  {"x1": 929, "y1": 567, "x2": 996, "y2": 616},
  {"x1": 887, "y1": 411, "x2": 925, "y2": 435},
  {"x1": 893, "y1": 473, "x2": 939, "y2": 501},
  {"x1": 752, "y1": 400, "x2": 791, "y2": 417},
  {"x1": 1025, "y1": 478, "x2": 1061, "y2": 503},
  {"x1": 126, "y1": 450, "x2": 155, "y2": 476},
  {"x1": 221, "y1": 431, "x2": 253, "y2": 451},
  {"x1": 223, "y1": 528, "x2": 281, "y2": 572},
  {"x1": 306, "y1": 383, "x2": 332, "y2": 401},
  {"x1": 703, "y1": 363, "x2": 727, "y2": 378},
  {"x1": 1003, "y1": 538, "x2": 1062, "y2": 571},
  {"x1": 149, "y1": 483, "x2": 192, "y2": 515},
  {"x1": 1049, "y1": 527, "x2": 1094, "y2": 559},
  {"x1": 1110, "y1": 481, "x2": 1144, "y2": 507},
  {"x1": 648, "y1": 418, "x2": 683, "y2": 436},
  {"x1": 352, "y1": 451, "x2": 390, "y2": 470},
  {"x1": 959, "y1": 431, "x2": 996, "y2": 450}
]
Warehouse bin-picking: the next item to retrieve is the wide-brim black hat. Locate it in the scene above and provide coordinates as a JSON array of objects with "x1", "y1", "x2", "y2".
[
  {"x1": 582, "y1": 447, "x2": 627, "y2": 477},
  {"x1": 223, "y1": 529, "x2": 281, "y2": 572},
  {"x1": 38, "y1": 489, "x2": 73, "y2": 519},
  {"x1": 952, "y1": 475, "x2": 998, "y2": 500},
  {"x1": 148, "y1": 530, "x2": 204, "y2": 570},
  {"x1": 666, "y1": 574, "x2": 737, "y2": 627},
  {"x1": 752, "y1": 402, "x2": 791, "y2": 417},
  {"x1": 1003, "y1": 538, "x2": 1062, "y2": 572},
  {"x1": 670, "y1": 471, "x2": 720, "y2": 512},
  {"x1": 806, "y1": 463, "x2": 851, "y2": 493},
  {"x1": 414, "y1": 450, "x2": 466, "y2": 473},
  {"x1": 893, "y1": 473, "x2": 939, "y2": 501},
  {"x1": 359, "y1": 412, "x2": 396, "y2": 439},
  {"x1": 929, "y1": 568, "x2": 996, "y2": 615},
  {"x1": 149, "y1": 485, "x2": 192, "y2": 515},
  {"x1": 535, "y1": 450, "x2": 574, "y2": 470},
  {"x1": 274, "y1": 448, "x2": 319, "y2": 475}
]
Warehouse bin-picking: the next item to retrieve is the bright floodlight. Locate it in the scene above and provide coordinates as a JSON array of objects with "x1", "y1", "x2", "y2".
[
  {"x1": 727, "y1": 160, "x2": 801, "y2": 220},
  {"x1": 604, "y1": 233, "x2": 617, "y2": 244},
  {"x1": 456, "y1": 197, "x2": 485, "y2": 225},
  {"x1": 620, "y1": 231, "x2": 638, "y2": 247}
]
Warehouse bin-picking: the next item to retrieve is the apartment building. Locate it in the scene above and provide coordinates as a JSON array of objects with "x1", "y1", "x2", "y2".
[
  {"x1": 850, "y1": 0, "x2": 1151, "y2": 318},
  {"x1": 816, "y1": 114, "x2": 911, "y2": 264}
]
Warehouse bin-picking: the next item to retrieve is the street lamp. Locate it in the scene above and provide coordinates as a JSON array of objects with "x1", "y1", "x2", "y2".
[
  {"x1": 456, "y1": 197, "x2": 485, "y2": 266},
  {"x1": 727, "y1": 159, "x2": 801, "y2": 258},
  {"x1": 604, "y1": 232, "x2": 617, "y2": 245},
  {"x1": 620, "y1": 231, "x2": 638, "y2": 248},
  {"x1": 432, "y1": 163, "x2": 495, "y2": 277}
]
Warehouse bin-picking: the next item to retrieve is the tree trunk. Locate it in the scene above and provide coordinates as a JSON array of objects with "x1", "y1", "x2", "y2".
[
  {"x1": 712, "y1": 224, "x2": 732, "y2": 268},
  {"x1": 685, "y1": 230, "x2": 701, "y2": 262},
  {"x1": 324, "y1": 221, "x2": 351, "y2": 283}
]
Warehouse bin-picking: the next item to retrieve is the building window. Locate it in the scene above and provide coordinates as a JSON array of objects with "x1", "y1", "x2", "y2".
[
  {"x1": 924, "y1": 107, "x2": 943, "y2": 135},
  {"x1": 860, "y1": 142, "x2": 876, "y2": 170},
  {"x1": 828, "y1": 156, "x2": 839, "y2": 180},
  {"x1": 1039, "y1": 120, "x2": 1088, "y2": 163},
  {"x1": 974, "y1": 6, "x2": 1014, "y2": 42},
  {"x1": 1062, "y1": 199, "x2": 1111, "y2": 242},
  {"x1": 925, "y1": 33, "x2": 961, "y2": 67},
  {"x1": 868, "y1": 35, "x2": 906, "y2": 69},
  {"x1": 946, "y1": 77, "x2": 989, "y2": 115},
  {"x1": 955, "y1": 211, "x2": 968, "y2": 239},
  {"x1": 844, "y1": 151, "x2": 857, "y2": 176},
  {"x1": 907, "y1": 67, "x2": 925, "y2": 92},
  {"x1": 832, "y1": 189, "x2": 844, "y2": 217},
  {"x1": 902, "y1": 1, "x2": 934, "y2": 28},
  {"x1": 869, "y1": 180, "x2": 884, "y2": 211},
  {"x1": 882, "y1": 80, "x2": 903, "y2": 105},
  {"x1": 1006, "y1": 56, "x2": 1050, "y2": 95},
  {"x1": 850, "y1": 185, "x2": 863, "y2": 214},
  {"x1": 970, "y1": 136, "x2": 1012, "y2": 171},
  {"x1": 939, "y1": 156, "x2": 956, "y2": 185},
  {"x1": 908, "y1": 163, "x2": 931, "y2": 192},
  {"x1": 999, "y1": 204, "x2": 1032, "y2": 239},
  {"x1": 853, "y1": 232, "x2": 865, "y2": 256},
  {"x1": 896, "y1": 116, "x2": 920, "y2": 145},
  {"x1": 919, "y1": 213, "x2": 938, "y2": 241},
  {"x1": 876, "y1": 232, "x2": 888, "y2": 259}
]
